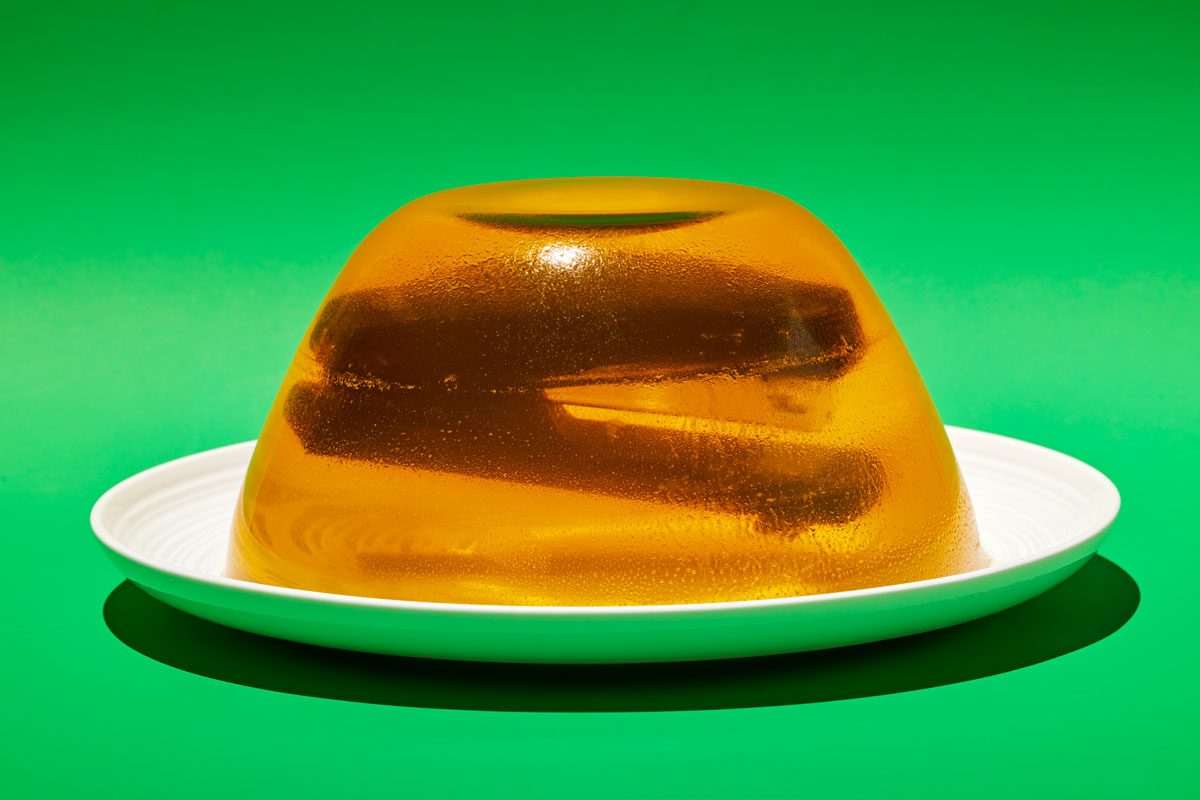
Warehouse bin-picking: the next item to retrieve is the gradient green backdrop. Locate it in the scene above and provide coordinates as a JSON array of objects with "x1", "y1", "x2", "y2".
[{"x1": 3, "y1": 1, "x2": 1197, "y2": 797}]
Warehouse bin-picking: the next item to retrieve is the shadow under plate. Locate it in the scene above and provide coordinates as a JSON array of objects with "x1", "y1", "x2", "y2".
[{"x1": 102, "y1": 556, "x2": 1138, "y2": 713}]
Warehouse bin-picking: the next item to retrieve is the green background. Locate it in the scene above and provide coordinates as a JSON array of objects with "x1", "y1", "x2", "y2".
[{"x1": 3, "y1": 1, "x2": 1197, "y2": 796}]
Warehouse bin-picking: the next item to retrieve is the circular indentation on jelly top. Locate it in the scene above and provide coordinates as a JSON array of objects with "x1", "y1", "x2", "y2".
[
  {"x1": 428, "y1": 177, "x2": 777, "y2": 220},
  {"x1": 460, "y1": 210, "x2": 723, "y2": 231}
]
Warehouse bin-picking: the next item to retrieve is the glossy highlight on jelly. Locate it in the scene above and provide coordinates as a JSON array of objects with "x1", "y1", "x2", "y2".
[{"x1": 228, "y1": 178, "x2": 986, "y2": 605}]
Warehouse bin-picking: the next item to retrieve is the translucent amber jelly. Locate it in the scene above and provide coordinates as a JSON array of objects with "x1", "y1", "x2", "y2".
[{"x1": 228, "y1": 178, "x2": 985, "y2": 605}]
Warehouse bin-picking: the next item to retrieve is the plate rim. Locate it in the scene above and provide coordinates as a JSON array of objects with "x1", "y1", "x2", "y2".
[{"x1": 91, "y1": 425, "x2": 1121, "y2": 618}]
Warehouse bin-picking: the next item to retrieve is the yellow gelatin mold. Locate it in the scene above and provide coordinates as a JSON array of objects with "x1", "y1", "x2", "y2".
[{"x1": 228, "y1": 178, "x2": 986, "y2": 605}]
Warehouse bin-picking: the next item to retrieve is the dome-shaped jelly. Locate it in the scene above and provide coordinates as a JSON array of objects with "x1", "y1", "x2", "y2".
[{"x1": 228, "y1": 178, "x2": 985, "y2": 605}]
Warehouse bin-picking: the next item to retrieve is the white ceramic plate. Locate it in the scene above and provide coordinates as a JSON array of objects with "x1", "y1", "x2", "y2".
[{"x1": 92, "y1": 426, "x2": 1119, "y2": 664}]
